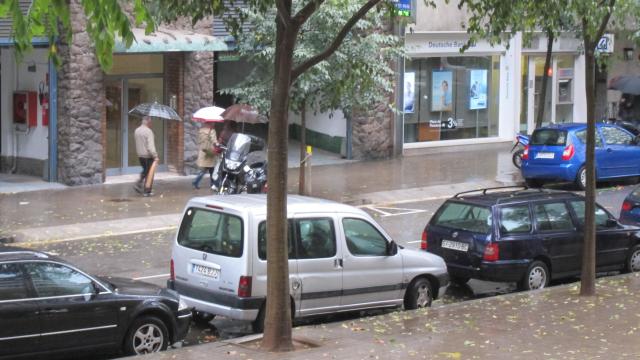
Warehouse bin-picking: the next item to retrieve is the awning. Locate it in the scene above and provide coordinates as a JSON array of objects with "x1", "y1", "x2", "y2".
[{"x1": 114, "y1": 28, "x2": 231, "y2": 53}]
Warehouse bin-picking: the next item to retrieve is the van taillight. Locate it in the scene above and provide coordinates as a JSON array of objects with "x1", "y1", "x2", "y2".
[
  {"x1": 622, "y1": 201, "x2": 633, "y2": 212},
  {"x1": 522, "y1": 145, "x2": 529, "y2": 160},
  {"x1": 483, "y1": 243, "x2": 499, "y2": 262},
  {"x1": 238, "y1": 276, "x2": 252, "y2": 298},
  {"x1": 170, "y1": 259, "x2": 175, "y2": 281},
  {"x1": 421, "y1": 230, "x2": 428, "y2": 250}
]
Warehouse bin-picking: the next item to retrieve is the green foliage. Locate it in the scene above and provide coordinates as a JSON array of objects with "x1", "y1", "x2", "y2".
[{"x1": 220, "y1": 0, "x2": 403, "y2": 116}]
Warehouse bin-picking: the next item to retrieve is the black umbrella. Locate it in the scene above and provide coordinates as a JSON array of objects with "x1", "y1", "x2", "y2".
[
  {"x1": 129, "y1": 102, "x2": 181, "y2": 121},
  {"x1": 608, "y1": 76, "x2": 640, "y2": 95}
]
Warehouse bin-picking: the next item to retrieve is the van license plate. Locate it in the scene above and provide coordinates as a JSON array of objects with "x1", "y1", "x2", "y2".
[
  {"x1": 535, "y1": 152, "x2": 554, "y2": 159},
  {"x1": 193, "y1": 264, "x2": 219, "y2": 279},
  {"x1": 441, "y1": 240, "x2": 469, "y2": 252}
]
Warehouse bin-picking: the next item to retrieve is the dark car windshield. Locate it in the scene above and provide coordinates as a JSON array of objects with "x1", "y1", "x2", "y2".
[
  {"x1": 531, "y1": 129, "x2": 568, "y2": 146},
  {"x1": 178, "y1": 208, "x2": 244, "y2": 257},
  {"x1": 432, "y1": 201, "x2": 492, "y2": 234}
]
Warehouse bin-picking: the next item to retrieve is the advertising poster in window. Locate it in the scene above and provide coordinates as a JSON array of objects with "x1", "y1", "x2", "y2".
[
  {"x1": 403, "y1": 72, "x2": 415, "y2": 113},
  {"x1": 431, "y1": 70, "x2": 453, "y2": 112},
  {"x1": 469, "y1": 69, "x2": 487, "y2": 110}
]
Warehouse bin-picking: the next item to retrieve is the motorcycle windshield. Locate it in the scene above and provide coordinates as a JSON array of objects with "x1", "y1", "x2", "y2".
[{"x1": 227, "y1": 133, "x2": 252, "y2": 161}]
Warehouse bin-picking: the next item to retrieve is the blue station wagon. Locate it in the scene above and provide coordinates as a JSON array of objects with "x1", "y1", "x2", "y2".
[
  {"x1": 521, "y1": 123, "x2": 640, "y2": 189},
  {"x1": 422, "y1": 187, "x2": 640, "y2": 291}
]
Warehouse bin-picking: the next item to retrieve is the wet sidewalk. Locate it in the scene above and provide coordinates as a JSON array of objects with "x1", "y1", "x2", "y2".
[
  {"x1": 149, "y1": 272, "x2": 640, "y2": 360},
  {"x1": 0, "y1": 144, "x2": 520, "y2": 243}
]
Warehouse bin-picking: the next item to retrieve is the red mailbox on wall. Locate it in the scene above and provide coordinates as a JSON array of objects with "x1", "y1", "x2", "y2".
[{"x1": 13, "y1": 91, "x2": 38, "y2": 127}]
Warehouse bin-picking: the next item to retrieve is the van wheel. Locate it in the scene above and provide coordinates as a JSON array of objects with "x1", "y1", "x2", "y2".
[
  {"x1": 192, "y1": 310, "x2": 215, "y2": 325},
  {"x1": 625, "y1": 245, "x2": 640, "y2": 273},
  {"x1": 404, "y1": 278, "x2": 433, "y2": 310},
  {"x1": 123, "y1": 316, "x2": 169, "y2": 355},
  {"x1": 252, "y1": 301, "x2": 295, "y2": 334},
  {"x1": 518, "y1": 261, "x2": 549, "y2": 291},
  {"x1": 576, "y1": 166, "x2": 587, "y2": 190},
  {"x1": 450, "y1": 275, "x2": 470, "y2": 285}
]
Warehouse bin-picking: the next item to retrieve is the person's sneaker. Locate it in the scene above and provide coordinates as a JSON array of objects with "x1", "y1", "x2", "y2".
[
  {"x1": 211, "y1": 184, "x2": 218, "y2": 192},
  {"x1": 192, "y1": 182, "x2": 200, "y2": 190},
  {"x1": 143, "y1": 192, "x2": 154, "y2": 197}
]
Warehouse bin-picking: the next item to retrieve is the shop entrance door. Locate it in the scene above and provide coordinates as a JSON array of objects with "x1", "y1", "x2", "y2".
[
  {"x1": 105, "y1": 77, "x2": 165, "y2": 175},
  {"x1": 520, "y1": 55, "x2": 575, "y2": 134}
]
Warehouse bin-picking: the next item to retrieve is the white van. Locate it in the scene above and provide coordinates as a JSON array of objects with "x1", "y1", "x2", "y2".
[{"x1": 168, "y1": 194, "x2": 448, "y2": 332}]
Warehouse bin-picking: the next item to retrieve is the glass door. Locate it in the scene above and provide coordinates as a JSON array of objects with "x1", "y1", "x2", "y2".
[
  {"x1": 105, "y1": 79, "x2": 123, "y2": 169},
  {"x1": 126, "y1": 78, "x2": 165, "y2": 171},
  {"x1": 106, "y1": 77, "x2": 165, "y2": 175}
]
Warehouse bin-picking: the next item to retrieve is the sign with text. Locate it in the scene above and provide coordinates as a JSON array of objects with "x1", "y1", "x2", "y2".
[{"x1": 469, "y1": 69, "x2": 488, "y2": 110}]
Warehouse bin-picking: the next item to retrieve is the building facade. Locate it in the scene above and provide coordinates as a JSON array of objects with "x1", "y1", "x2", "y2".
[{"x1": 0, "y1": 0, "x2": 226, "y2": 185}]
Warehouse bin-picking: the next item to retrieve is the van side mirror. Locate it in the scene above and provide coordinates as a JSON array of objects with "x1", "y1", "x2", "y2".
[
  {"x1": 606, "y1": 218, "x2": 618, "y2": 228},
  {"x1": 387, "y1": 241, "x2": 398, "y2": 256}
]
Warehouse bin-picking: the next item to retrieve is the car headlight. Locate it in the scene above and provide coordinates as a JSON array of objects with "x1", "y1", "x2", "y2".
[
  {"x1": 178, "y1": 297, "x2": 189, "y2": 311},
  {"x1": 225, "y1": 159, "x2": 241, "y2": 170}
]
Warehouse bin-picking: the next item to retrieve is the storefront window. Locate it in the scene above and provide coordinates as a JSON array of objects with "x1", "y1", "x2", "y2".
[
  {"x1": 556, "y1": 55, "x2": 574, "y2": 124},
  {"x1": 403, "y1": 56, "x2": 500, "y2": 143},
  {"x1": 107, "y1": 54, "x2": 164, "y2": 75}
]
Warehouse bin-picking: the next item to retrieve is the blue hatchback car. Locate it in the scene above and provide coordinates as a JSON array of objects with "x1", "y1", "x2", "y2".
[{"x1": 521, "y1": 123, "x2": 640, "y2": 189}]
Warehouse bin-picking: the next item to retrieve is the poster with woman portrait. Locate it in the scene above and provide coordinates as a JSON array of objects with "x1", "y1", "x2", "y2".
[
  {"x1": 403, "y1": 72, "x2": 415, "y2": 113},
  {"x1": 432, "y1": 70, "x2": 453, "y2": 112}
]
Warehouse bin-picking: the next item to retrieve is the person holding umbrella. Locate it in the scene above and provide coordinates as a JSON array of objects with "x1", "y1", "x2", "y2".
[
  {"x1": 192, "y1": 120, "x2": 218, "y2": 189},
  {"x1": 134, "y1": 116, "x2": 159, "y2": 196}
]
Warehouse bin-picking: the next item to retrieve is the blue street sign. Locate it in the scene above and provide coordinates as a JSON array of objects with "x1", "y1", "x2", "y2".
[{"x1": 392, "y1": 0, "x2": 412, "y2": 16}]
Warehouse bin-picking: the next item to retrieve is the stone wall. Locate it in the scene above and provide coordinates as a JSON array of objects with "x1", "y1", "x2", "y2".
[
  {"x1": 351, "y1": 103, "x2": 394, "y2": 160},
  {"x1": 56, "y1": 0, "x2": 104, "y2": 185}
]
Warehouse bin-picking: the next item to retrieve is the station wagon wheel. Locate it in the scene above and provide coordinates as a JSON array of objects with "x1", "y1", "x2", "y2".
[
  {"x1": 518, "y1": 261, "x2": 549, "y2": 291},
  {"x1": 625, "y1": 245, "x2": 640, "y2": 273},
  {"x1": 124, "y1": 316, "x2": 169, "y2": 355},
  {"x1": 404, "y1": 278, "x2": 433, "y2": 310},
  {"x1": 576, "y1": 166, "x2": 587, "y2": 191}
]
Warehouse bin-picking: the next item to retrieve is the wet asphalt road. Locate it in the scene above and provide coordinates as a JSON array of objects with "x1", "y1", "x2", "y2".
[{"x1": 21, "y1": 183, "x2": 637, "y2": 358}]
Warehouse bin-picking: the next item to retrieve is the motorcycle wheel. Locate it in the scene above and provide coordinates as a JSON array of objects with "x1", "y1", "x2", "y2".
[{"x1": 512, "y1": 149, "x2": 524, "y2": 169}]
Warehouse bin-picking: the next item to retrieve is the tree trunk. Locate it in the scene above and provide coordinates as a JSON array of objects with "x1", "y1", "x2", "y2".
[
  {"x1": 298, "y1": 99, "x2": 307, "y2": 195},
  {"x1": 535, "y1": 30, "x2": 554, "y2": 129},
  {"x1": 262, "y1": 13, "x2": 296, "y2": 351},
  {"x1": 580, "y1": 39, "x2": 597, "y2": 297}
]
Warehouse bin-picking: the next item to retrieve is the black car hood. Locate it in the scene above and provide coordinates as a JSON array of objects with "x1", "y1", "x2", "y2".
[{"x1": 99, "y1": 276, "x2": 177, "y2": 299}]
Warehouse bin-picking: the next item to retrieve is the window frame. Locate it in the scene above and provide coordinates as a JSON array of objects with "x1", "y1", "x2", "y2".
[
  {"x1": 294, "y1": 217, "x2": 337, "y2": 259},
  {"x1": 498, "y1": 204, "x2": 533, "y2": 235},
  {"x1": 0, "y1": 262, "x2": 32, "y2": 302},
  {"x1": 257, "y1": 219, "x2": 297, "y2": 261},
  {"x1": 342, "y1": 217, "x2": 392, "y2": 257},
  {"x1": 600, "y1": 126, "x2": 634, "y2": 146},
  {"x1": 568, "y1": 200, "x2": 612, "y2": 228},
  {"x1": 532, "y1": 201, "x2": 576, "y2": 232},
  {"x1": 177, "y1": 207, "x2": 245, "y2": 258}
]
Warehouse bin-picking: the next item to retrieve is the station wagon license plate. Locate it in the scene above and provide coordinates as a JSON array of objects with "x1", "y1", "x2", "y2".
[
  {"x1": 441, "y1": 240, "x2": 469, "y2": 252},
  {"x1": 193, "y1": 264, "x2": 219, "y2": 279},
  {"x1": 535, "y1": 152, "x2": 554, "y2": 159}
]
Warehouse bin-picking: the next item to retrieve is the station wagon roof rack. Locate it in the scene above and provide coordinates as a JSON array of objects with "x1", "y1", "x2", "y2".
[
  {"x1": 0, "y1": 250, "x2": 49, "y2": 259},
  {"x1": 454, "y1": 186, "x2": 540, "y2": 198}
]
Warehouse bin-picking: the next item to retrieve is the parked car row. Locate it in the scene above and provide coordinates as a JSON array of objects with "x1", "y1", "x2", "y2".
[{"x1": 4, "y1": 186, "x2": 640, "y2": 358}]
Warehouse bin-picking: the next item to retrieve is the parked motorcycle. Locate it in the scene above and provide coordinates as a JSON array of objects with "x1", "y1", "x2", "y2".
[
  {"x1": 214, "y1": 133, "x2": 268, "y2": 195},
  {"x1": 511, "y1": 133, "x2": 530, "y2": 169}
]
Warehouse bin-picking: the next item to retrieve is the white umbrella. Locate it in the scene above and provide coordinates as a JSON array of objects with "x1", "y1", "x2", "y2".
[{"x1": 193, "y1": 106, "x2": 226, "y2": 123}]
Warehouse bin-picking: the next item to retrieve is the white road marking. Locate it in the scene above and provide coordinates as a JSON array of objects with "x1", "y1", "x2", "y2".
[
  {"x1": 133, "y1": 273, "x2": 170, "y2": 281},
  {"x1": 356, "y1": 194, "x2": 452, "y2": 209},
  {"x1": 407, "y1": 240, "x2": 422, "y2": 244},
  {"x1": 363, "y1": 205, "x2": 428, "y2": 217}
]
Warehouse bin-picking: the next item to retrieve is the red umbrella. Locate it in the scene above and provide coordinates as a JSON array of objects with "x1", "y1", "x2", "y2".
[{"x1": 221, "y1": 104, "x2": 267, "y2": 124}]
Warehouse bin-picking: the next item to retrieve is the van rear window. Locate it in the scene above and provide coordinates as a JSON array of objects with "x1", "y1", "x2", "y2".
[
  {"x1": 531, "y1": 129, "x2": 567, "y2": 146},
  {"x1": 432, "y1": 201, "x2": 492, "y2": 234},
  {"x1": 178, "y1": 208, "x2": 243, "y2": 257}
]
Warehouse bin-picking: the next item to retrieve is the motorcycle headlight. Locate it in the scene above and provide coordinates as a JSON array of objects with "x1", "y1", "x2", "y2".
[
  {"x1": 225, "y1": 159, "x2": 241, "y2": 170},
  {"x1": 178, "y1": 297, "x2": 189, "y2": 311}
]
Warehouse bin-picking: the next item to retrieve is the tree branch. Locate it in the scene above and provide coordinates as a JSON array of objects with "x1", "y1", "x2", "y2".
[
  {"x1": 595, "y1": 0, "x2": 616, "y2": 41},
  {"x1": 291, "y1": 0, "x2": 382, "y2": 82},
  {"x1": 292, "y1": 0, "x2": 326, "y2": 28},
  {"x1": 276, "y1": 0, "x2": 292, "y2": 29}
]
